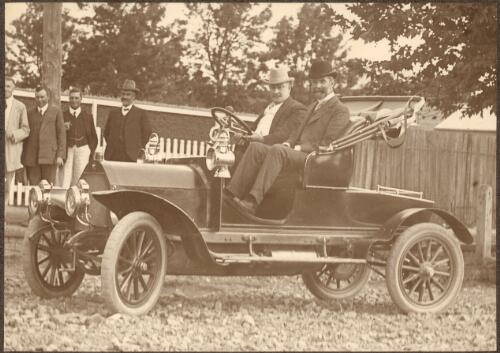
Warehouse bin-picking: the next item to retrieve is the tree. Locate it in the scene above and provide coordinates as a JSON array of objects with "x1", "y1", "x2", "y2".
[
  {"x1": 345, "y1": 3, "x2": 496, "y2": 115},
  {"x1": 6, "y1": 3, "x2": 77, "y2": 88},
  {"x1": 185, "y1": 3, "x2": 272, "y2": 110},
  {"x1": 266, "y1": 3, "x2": 365, "y2": 104},
  {"x1": 62, "y1": 3, "x2": 188, "y2": 103},
  {"x1": 42, "y1": 3, "x2": 62, "y2": 107}
]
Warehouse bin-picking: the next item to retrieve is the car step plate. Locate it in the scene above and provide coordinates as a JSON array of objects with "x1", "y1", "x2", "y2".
[{"x1": 213, "y1": 250, "x2": 366, "y2": 264}]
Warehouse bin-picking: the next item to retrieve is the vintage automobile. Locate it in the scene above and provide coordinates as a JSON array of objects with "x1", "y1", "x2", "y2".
[{"x1": 22, "y1": 96, "x2": 473, "y2": 316}]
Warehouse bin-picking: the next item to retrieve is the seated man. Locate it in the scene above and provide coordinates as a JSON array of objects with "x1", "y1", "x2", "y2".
[
  {"x1": 226, "y1": 60, "x2": 351, "y2": 215},
  {"x1": 238, "y1": 65, "x2": 306, "y2": 146}
]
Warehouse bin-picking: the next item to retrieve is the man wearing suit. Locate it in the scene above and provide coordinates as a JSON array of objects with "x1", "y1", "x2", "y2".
[
  {"x1": 104, "y1": 80, "x2": 152, "y2": 162},
  {"x1": 22, "y1": 86, "x2": 66, "y2": 185},
  {"x1": 238, "y1": 66, "x2": 306, "y2": 145},
  {"x1": 231, "y1": 66, "x2": 306, "y2": 170},
  {"x1": 5, "y1": 76, "x2": 29, "y2": 204},
  {"x1": 226, "y1": 60, "x2": 351, "y2": 215},
  {"x1": 62, "y1": 87, "x2": 98, "y2": 187}
]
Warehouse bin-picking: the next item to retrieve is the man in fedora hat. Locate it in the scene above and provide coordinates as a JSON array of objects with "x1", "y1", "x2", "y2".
[
  {"x1": 239, "y1": 65, "x2": 306, "y2": 145},
  {"x1": 226, "y1": 60, "x2": 350, "y2": 215},
  {"x1": 104, "y1": 79, "x2": 152, "y2": 162}
]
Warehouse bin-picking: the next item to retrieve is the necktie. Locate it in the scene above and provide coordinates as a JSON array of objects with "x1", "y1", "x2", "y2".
[
  {"x1": 73, "y1": 111, "x2": 77, "y2": 118},
  {"x1": 39, "y1": 108, "x2": 43, "y2": 115},
  {"x1": 123, "y1": 107, "x2": 129, "y2": 115}
]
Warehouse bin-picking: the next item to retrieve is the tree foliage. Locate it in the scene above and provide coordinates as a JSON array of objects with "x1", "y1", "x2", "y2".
[
  {"x1": 345, "y1": 3, "x2": 496, "y2": 115},
  {"x1": 6, "y1": 3, "x2": 76, "y2": 88},
  {"x1": 63, "y1": 3, "x2": 188, "y2": 103},
  {"x1": 266, "y1": 3, "x2": 365, "y2": 104},
  {"x1": 186, "y1": 3, "x2": 272, "y2": 110}
]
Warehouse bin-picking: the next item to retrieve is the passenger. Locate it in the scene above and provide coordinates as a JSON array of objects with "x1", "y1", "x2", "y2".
[
  {"x1": 61, "y1": 87, "x2": 98, "y2": 187},
  {"x1": 22, "y1": 85, "x2": 66, "y2": 185},
  {"x1": 103, "y1": 80, "x2": 152, "y2": 162},
  {"x1": 225, "y1": 60, "x2": 351, "y2": 215}
]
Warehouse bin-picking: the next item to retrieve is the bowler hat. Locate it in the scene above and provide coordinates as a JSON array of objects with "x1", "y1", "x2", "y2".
[
  {"x1": 308, "y1": 60, "x2": 336, "y2": 80},
  {"x1": 120, "y1": 79, "x2": 140, "y2": 93},
  {"x1": 263, "y1": 66, "x2": 294, "y2": 85}
]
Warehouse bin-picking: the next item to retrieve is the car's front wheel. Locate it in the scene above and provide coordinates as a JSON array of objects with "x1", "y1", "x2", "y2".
[
  {"x1": 386, "y1": 223, "x2": 464, "y2": 314},
  {"x1": 22, "y1": 217, "x2": 85, "y2": 298},
  {"x1": 101, "y1": 211, "x2": 167, "y2": 315}
]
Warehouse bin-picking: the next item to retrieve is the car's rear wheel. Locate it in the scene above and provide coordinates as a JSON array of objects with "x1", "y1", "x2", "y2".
[
  {"x1": 386, "y1": 223, "x2": 464, "y2": 314},
  {"x1": 22, "y1": 217, "x2": 85, "y2": 298},
  {"x1": 101, "y1": 212, "x2": 167, "y2": 315},
  {"x1": 302, "y1": 254, "x2": 371, "y2": 300}
]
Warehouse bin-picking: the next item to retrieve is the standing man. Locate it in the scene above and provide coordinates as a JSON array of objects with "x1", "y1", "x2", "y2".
[
  {"x1": 226, "y1": 60, "x2": 351, "y2": 215},
  {"x1": 5, "y1": 76, "x2": 29, "y2": 204},
  {"x1": 21, "y1": 86, "x2": 66, "y2": 185},
  {"x1": 61, "y1": 87, "x2": 98, "y2": 187},
  {"x1": 104, "y1": 80, "x2": 152, "y2": 162},
  {"x1": 239, "y1": 66, "x2": 306, "y2": 145}
]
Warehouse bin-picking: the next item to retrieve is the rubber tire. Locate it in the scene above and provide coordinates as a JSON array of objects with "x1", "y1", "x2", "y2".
[
  {"x1": 101, "y1": 211, "x2": 167, "y2": 316},
  {"x1": 302, "y1": 264, "x2": 371, "y2": 300},
  {"x1": 386, "y1": 223, "x2": 464, "y2": 314},
  {"x1": 22, "y1": 217, "x2": 85, "y2": 298}
]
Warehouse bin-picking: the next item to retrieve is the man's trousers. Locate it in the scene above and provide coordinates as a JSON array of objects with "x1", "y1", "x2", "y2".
[
  {"x1": 62, "y1": 145, "x2": 91, "y2": 188},
  {"x1": 227, "y1": 142, "x2": 307, "y2": 204},
  {"x1": 26, "y1": 164, "x2": 57, "y2": 185}
]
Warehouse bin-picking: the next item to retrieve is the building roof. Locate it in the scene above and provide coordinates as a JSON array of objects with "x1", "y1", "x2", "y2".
[{"x1": 434, "y1": 107, "x2": 497, "y2": 132}]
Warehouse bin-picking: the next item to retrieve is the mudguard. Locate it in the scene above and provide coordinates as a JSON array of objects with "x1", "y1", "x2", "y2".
[
  {"x1": 376, "y1": 207, "x2": 473, "y2": 244},
  {"x1": 92, "y1": 190, "x2": 217, "y2": 265}
]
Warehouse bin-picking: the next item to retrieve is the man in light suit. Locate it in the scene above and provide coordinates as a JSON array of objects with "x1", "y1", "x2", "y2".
[
  {"x1": 226, "y1": 60, "x2": 351, "y2": 215},
  {"x1": 5, "y1": 76, "x2": 29, "y2": 204},
  {"x1": 21, "y1": 86, "x2": 66, "y2": 185},
  {"x1": 104, "y1": 80, "x2": 152, "y2": 162}
]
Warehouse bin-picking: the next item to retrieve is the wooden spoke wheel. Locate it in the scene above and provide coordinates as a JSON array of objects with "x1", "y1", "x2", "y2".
[
  {"x1": 386, "y1": 223, "x2": 464, "y2": 313},
  {"x1": 302, "y1": 253, "x2": 371, "y2": 300},
  {"x1": 22, "y1": 218, "x2": 84, "y2": 298},
  {"x1": 101, "y1": 212, "x2": 167, "y2": 315}
]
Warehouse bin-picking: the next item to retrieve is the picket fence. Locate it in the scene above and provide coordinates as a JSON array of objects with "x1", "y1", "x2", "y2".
[{"x1": 7, "y1": 126, "x2": 211, "y2": 207}]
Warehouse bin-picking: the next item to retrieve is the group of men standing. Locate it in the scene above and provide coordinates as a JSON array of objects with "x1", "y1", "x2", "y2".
[{"x1": 4, "y1": 77, "x2": 152, "y2": 204}]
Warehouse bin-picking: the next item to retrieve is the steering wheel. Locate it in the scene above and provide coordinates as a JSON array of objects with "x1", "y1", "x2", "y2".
[{"x1": 210, "y1": 107, "x2": 253, "y2": 136}]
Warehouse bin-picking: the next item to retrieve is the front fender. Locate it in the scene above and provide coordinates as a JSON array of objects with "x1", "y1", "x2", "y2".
[
  {"x1": 377, "y1": 207, "x2": 473, "y2": 244},
  {"x1": 92, "y1": 190, "x2": 217, "y2": 265}
]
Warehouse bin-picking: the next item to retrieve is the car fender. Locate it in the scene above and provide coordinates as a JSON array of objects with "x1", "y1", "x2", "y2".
[
  {"x1": 92, "y1": 190, "x2": 217, "y2": 265},
  {"x1": 26, "y1": 215, "x2": 51, "y2": 240},
  {"x1": 377, "y1": 207, "x2": 473, "y2": 244}
]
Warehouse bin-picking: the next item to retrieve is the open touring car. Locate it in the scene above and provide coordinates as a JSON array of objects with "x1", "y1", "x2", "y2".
[{"x1": 23, "y1": 96, "x2": 473, "y2": 315}]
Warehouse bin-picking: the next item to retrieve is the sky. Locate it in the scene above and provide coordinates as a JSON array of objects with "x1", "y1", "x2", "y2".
[{"x1": 4, "y1": 2, "x2": 395, "y2": 61}]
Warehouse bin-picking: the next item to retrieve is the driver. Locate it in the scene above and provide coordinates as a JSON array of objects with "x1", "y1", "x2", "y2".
[
  {"x1": 225, "y1": 60, "x2": 351, "y2": 215},
  {"x1": 235, "y1": 66, "x2": 306, "y2": 146}
]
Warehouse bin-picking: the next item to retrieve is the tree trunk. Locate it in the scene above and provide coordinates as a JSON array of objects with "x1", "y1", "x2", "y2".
[{"x1": 42, "y1": 3, "x2": 62, "y2": 108}]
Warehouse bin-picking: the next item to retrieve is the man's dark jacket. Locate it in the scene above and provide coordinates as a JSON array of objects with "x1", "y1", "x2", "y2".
[
  {"x1": 63, "y1": 109, "x2": 98, "y2": 158},
  {"x1": 103, "y1": 105, "x2": 152, "y2": 161},
  {"x1": 22, "y1": 106, "x2": 66, "y2": 167},
  {"x1": 252, "y1": 97, "x2": 307, "y2": 145}
]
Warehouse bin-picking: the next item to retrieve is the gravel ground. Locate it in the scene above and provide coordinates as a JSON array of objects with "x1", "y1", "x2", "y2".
[{"x1": 4, "y1": 255, "x2": 496, "y2": 351}]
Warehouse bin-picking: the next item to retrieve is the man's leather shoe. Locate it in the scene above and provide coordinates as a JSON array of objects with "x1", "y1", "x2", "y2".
[{"x1": 233, "y1": 196, "x2": 258, "y2": 215}]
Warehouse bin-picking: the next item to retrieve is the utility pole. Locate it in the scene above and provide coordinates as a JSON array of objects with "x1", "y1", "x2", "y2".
[{"x1": 42, "y1": 3, "x2": 62, "y2": 107}]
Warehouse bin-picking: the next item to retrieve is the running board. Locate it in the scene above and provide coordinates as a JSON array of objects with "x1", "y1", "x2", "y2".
[{"x1": 210, "y1": 250, "x2": 367, "y2": 265}]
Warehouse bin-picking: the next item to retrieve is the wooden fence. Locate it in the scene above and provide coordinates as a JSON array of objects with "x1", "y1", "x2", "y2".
[{"x1": 351, "y1": 127, "x2": 496, "y2": 227}]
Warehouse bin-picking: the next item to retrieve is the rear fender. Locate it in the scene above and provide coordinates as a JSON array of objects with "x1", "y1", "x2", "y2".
[
  {"x1": 92, "y1": 190, "x2": 216, "y2": 265},
  {"x1": 377, "y1": 207, "x2": 473, "y2": 244}
]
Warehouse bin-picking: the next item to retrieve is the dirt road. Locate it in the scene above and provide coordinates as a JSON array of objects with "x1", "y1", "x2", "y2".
[{"x1": 4, "y1": 255, "x2": 496, "y2": 351}]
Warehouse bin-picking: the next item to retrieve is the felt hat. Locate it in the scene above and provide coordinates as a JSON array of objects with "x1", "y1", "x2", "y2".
[{"x1": 308, "y1": 60, "x2": 336, "y2": 80}]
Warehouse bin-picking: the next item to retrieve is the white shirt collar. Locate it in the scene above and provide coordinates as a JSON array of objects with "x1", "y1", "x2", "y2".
[
  {"x1": 69, "y1": 106, "x2": 81, "y2": 117},
  {"x1": 317, "y1": 91, "x2": 336, "y2": 107},
  {"x1": 38, "y1": 104, "x2": 49, "y2": 115},
  {"x1": 122, "y1": 104, "x2": 133, "y2": 115},
  {"x1": 6, "y1": 96, "x2": 13, "y2": 106}
]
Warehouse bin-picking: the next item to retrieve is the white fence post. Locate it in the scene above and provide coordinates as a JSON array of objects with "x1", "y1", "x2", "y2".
[
  {"x1": 186, "y1": 139, "x2": 192, "y2": 156},
  {"x1": 8, "y1": 177, "x2": 15, "y2": 205},
  {"x1": 179, "y1": 139, "x2": 185, "y2": 157},
  {"x1": 172, "y1": 138, "x2": 178, "y2": 158},
  {"x1": 199, "y1": 141, "x2": 206, "y2": 156},
  {"x1": 165, "y1": 138, "x2": 172, "y2": 160},
  {"x1": 16, "y1": 182, "x2": 22, "y2": 206},
  {"x1": 193, "y1": 140, "x2": 199, "y2": 156}
]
